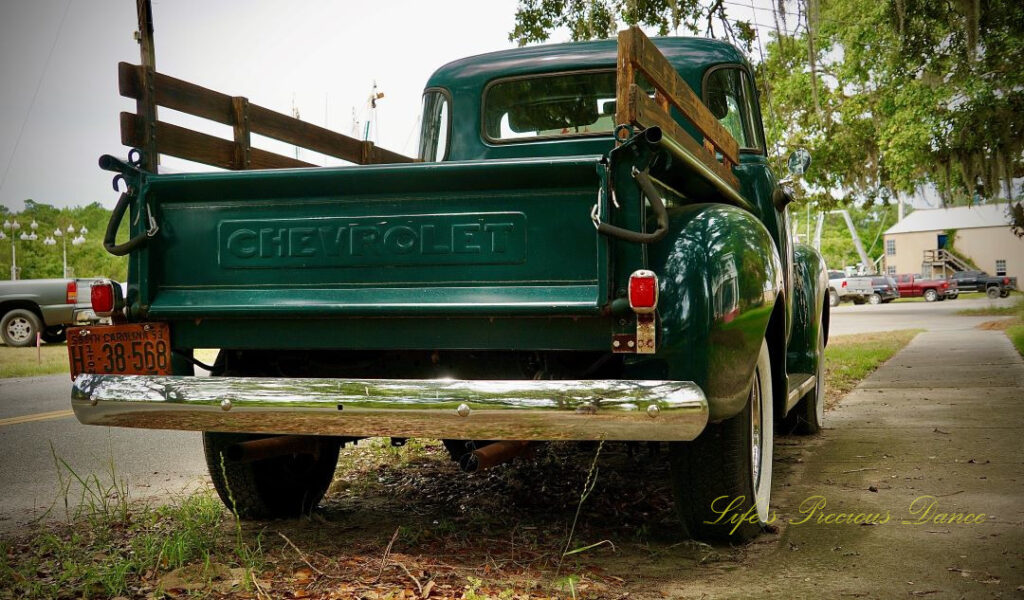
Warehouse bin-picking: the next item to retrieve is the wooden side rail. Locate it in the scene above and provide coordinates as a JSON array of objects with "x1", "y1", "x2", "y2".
[
  {"x1": 118, "y1": 62, "x2": 415, "y2": 171},
  {"x1": 615, "y1": 27, "x2": 740, "y2": 190}
]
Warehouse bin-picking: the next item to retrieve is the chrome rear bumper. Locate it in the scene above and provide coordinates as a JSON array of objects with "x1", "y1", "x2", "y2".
[{"x1": 71, "y1": 375, "x2": 708, "y2": 441}]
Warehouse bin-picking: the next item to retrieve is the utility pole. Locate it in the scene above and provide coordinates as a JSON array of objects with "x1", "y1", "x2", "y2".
[{"x1": 135, "y1": 0, "x2": 159, "y2": 172}]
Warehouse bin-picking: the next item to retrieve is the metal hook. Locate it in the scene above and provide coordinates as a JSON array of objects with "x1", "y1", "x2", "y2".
[{"x1": 127, "y1": 148, "x2": 143, "y2": 167}]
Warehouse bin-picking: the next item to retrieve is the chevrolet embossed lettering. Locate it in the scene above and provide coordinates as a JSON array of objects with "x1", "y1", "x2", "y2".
[{"x1": 217, "y1": 212, "x2": 527, "y2": 268}]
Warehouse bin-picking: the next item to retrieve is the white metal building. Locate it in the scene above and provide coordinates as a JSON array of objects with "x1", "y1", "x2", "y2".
[{"x1": 883, "y1": 203, "x2": 1024, "y2": 279}]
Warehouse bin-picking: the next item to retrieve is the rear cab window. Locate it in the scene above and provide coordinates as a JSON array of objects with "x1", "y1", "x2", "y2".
[{"x1": 482, "y1": 70, "x2": 654, "y2": 143}]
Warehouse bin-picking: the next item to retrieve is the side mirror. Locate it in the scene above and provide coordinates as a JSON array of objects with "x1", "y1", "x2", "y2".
[{"x1": 787, "y1": 148, "x2": 812, "y2": 177}]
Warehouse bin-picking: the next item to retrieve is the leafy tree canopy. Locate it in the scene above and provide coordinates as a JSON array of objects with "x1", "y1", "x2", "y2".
[
  {"x1": 0, "y1": 201, "x2": 127, "y2": 281},
  {"x1": 510, "y1": 0, "x2": 1023, "y2": 233}
]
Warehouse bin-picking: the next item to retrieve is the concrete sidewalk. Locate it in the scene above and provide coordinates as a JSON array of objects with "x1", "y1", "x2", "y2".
[{"x1": 666, "y1": 328, "x2": 1024, "y2": 598}]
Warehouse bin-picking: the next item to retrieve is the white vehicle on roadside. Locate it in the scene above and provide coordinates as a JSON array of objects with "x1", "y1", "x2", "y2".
[{"x1": 827, "y1": 270, "x2": 875, "y2": 306}]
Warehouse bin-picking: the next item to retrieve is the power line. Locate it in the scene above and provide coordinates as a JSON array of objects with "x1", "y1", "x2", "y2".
[
  {"x1": 719, "y1": 0, "x2": 867, "y2": 33},
  {"x1": 0, "y1": 0, "x2": 74, "y2": 202}
]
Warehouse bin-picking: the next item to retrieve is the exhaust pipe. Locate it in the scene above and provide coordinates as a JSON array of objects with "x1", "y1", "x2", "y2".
[
  {"x1": 225, "y1": 435, "x2": 323, "y2": 463},
  {"x1": 458, "y1": 441, "x2": 534, "y2": 473}
]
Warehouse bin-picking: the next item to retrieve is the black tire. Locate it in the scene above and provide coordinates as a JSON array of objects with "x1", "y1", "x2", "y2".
[
  {"x1": 828, "y1": 289, "x2": 839, "y2": 307},
  {"x1": 669, "y1": 339, "x2": 774, "y2": 542},
  {"x1": 923, "y1": 289, "x2": 938, "y2": 302},
  {"x1": 868, "y1": 293, "x2": 882, "y2": 305},
  {"x1": 987, "y1": 286, "x2": 1001, "y2": 299},
  {"x1": 999, "y1": 290, "x2": 1009, "y2": 298},
  {"x1": 948, "y1": 294, "x2": 958, "y2": 300},
  {"x1": 851, "y1": 297, "x2": 865, "y2": 305},
  {"x1": 203, "y1": 432, "x2": 342, "y2": 520},
  {"x1": 1, "y1": 309, "x2": 42, "y2": 347},
  {"x1": 783, "y1": 322, "x2": 825, "y2": 435},
  {"x1": 41, "y1": 326, "x2": 66, "y2": 344}
]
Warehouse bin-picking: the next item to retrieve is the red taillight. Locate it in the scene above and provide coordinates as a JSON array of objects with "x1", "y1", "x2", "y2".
[
  {"x1": 65, "y1": 281, "x2": 77, "y2": 304},
  {"x1": 942, "y1": 281, "x2": 948, "y2": 288},
  {"x1": 842, "y1": 280, "x2": 848, "y2": 288},
  {"x1": 91, "y1": 283, "x2": 115, "y2": 314},
  {"x1": 1004, "y1": 277, "x2": 1010, "y2": 285},
  {"x1": 629, "y1": 270, "x2": 658, "y2": 314}
]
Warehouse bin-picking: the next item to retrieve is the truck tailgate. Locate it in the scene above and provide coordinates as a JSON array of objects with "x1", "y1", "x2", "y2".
[{"x1": 135, "y1": 156, "x2": 608, "y2": 317}]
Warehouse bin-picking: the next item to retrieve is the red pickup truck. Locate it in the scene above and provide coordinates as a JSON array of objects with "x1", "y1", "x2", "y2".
[{"x1": 896, "y1": 273, "x2": 958, "y2": 302}]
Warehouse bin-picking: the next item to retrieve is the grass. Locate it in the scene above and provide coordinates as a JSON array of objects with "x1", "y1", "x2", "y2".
[
  {"x1": 822, "y1": 329, "x2": 922, "y2": 409},
  {"x1": 955, "y1": 294, "x2": 1024, "y2": 317},
  {"x1": 0, "y1": 344, "x2": 69, "y2": 378},
  {"x1": 0, "y1": 346, "x2": 221, "y2": 379},
  {"x1": 892, "y1": 291, "x2": 986, "y2": 303},
  {"x1": 1008, "y1": 323, "x2": 1024, "y2": 357}
]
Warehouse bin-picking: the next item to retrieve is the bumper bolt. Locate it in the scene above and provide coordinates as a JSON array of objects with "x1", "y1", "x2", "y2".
[
  {"x1": 647, "y1": 404, "x2": 660, "y2": 418},
  {"x1": 220, "y1": 399, "x2": 232, "y2": 411},
  {"x1": 456, "y1": 403, "x2": 471, "y2": 417}
]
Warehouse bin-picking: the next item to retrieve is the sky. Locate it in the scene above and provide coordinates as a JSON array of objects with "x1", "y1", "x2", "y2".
[{"x1": 0, "y1": 0, "x2": 809, "y2": 214}]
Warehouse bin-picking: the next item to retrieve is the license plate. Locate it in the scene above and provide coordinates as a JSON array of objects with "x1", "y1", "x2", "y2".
[{"x1": 67, "y1": 323, "x2": 172, "y2": 379}]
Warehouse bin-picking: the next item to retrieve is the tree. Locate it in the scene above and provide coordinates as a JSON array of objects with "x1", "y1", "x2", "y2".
[
  {"x1": 509, "y1": 0, "x2": 1024, "y2": 230},
  {"x1": 0, "y1": 201, "x2": 127, "y2": 281}
]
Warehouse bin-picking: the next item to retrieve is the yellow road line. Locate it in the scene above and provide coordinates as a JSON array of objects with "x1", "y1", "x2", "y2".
[{"x1": 0, "y1": 409, "x2": 75, "y2": 427}]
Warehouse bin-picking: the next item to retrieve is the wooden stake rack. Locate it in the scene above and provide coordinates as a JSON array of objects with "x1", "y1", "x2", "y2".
[
  {"x1": 615, "y1": 27, "x2": 740, "y2": 190},
  {"x1": 118, "y1": 62, "x2": 415, "y2": 171}
]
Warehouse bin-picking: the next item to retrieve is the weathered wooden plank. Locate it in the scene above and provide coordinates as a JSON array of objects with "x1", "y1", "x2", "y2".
[
  {"x1": 121, "y1": 112, "x2": 316, "y2": 170},
  {"x1": 120, "y1": 62, "x2": 234, "y2": 126},
  {"x1": 247, "y1": 105, "x2": 364, "y2": 164},
  {"x1": 625, "y1": 27, "x2": 740, "y2": 165},
  {"x1": 231, "y1": 96, "x2": 251, "y2": 169},
  {"x1": 615, "y1": 28, "x2": 638, "y2": 128},
  {"x1": 119, "y1": 62, "x2": 415, "y2": 165},
  {"x1": 630, "y1": 88, "x2": 740, "y2": 190}
]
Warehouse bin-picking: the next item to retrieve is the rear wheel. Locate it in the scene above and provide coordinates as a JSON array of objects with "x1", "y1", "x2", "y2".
[
  {"x1": 203, "y1": 432, "x2": 342, "y2": 519},
  {"x1": 1000, "y1": 289, "x2": 1009, "y2": 298},
  {"x1": 41, "y1": 326, "x2": 66, "y2": 344},
  {"x1": 868, "y1": 293, "x2": 882, "y2": 305},
  {"x1": 828, "y1": 289, "x2": 839, "y2": 307},
  {"x1": 669, "y1": 339, "x2": 773, "y2": 542},
  {"x1": 987, "y1": 286, "x2": 1001, "y2": 299},
  {"x1": 923, "y1": 289, "x2": 938, "y2": 302},
  {"x1": 1, "y1": 309, "x2": 42, "y2": 347}
]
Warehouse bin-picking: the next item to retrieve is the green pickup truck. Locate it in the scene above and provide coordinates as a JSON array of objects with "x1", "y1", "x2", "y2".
[{"x1": 71, "y1": 28, "x2": 828, "y2": 541}]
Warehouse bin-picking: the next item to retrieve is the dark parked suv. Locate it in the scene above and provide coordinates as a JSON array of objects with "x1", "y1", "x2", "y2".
[{"x1": 869, "y1": 276, "x2": 900, "y2": 304}]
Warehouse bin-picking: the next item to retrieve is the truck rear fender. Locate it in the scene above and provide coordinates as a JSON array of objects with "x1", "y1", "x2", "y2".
[{"x1": 632, "y1": 203, "x2": 783, "y2": 422}]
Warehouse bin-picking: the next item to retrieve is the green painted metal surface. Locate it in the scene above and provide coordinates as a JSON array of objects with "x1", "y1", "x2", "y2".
[{"x1": 135, "y1": 157, "x2": 609, "y2": 320}]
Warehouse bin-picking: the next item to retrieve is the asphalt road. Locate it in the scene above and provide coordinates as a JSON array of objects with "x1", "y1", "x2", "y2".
[
  {"x1": 829, "y1": 294, "x2": 1016, "y2": 335},
  {"x1": 0, "y1": 294, "x2": 1017, "y2": 534},
  {"x1": 0, "y1": 375, "x2": 206, "y2": 532}
]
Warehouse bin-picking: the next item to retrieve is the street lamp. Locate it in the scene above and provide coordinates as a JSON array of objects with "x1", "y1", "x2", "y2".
[
  {"x1": 1, "y1": 220, "x2": 38, "y2": 280},
  {"x1": 52, "y1": 224, "x2": 88, "y2": 278}
]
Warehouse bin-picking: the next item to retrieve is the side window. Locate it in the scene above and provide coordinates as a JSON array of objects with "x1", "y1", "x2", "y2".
[
  {"x1": 703, "y1": 67, "x2": 763, "y2": 151},
  {"x1": 418, "y1": 90, "x2": 450, "y2": 162},
  {"x1": 886, "y1": 239, "x2": 896, "y2": 256}
]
